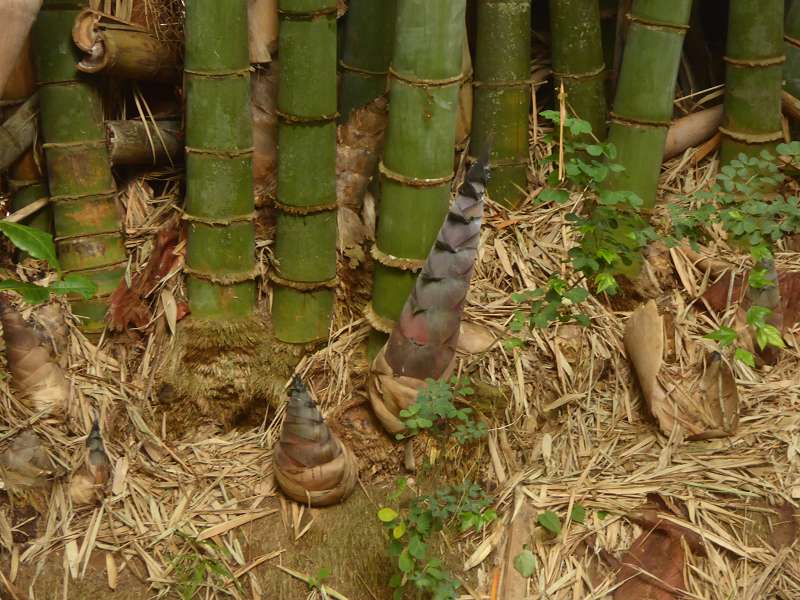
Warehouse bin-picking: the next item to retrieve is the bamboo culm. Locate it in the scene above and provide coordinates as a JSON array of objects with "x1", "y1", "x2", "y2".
[
  {"x1": 470, "y1": 0, "x2": 531, "y2": 207},
  {"x1": 33, "y1": 0, "x2": 125, "y2": 333},
  {"x1": 272, "y1": 0, "x2": 338, "y2": 343},
  {"x1": 602, "y1": 0, "x2": 694, "y2": 208},
  {"x1": 719, "y1": 0, "x2": 784, "y2": 163},
  {"x1": 368, "y1": 0, "x2": 467, "y2": 352},
  {"x1": 183, "y1": 0, "x2": 256, "y2": 320}
]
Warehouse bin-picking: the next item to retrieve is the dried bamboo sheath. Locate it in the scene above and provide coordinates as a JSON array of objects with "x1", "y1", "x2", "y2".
[
  {"x1": 720, "y1": 0, "x2": 784, "y2": 163},
  {"x1": 471, "y1": 0, "x2": 531, "y2": 207},
  {"x1": 33, "y1": 0, "x2": 125, "y2": 333},
  {"x1": 603, "y1": 0, "x2": 693, "y2": 208},
  {"x1": 272, "y1": 0, "x2": 338, "y2": 343},
  {"x1": 549, "y1": 0, "x2": 607, "y2": 140},
  {"x1": 369, "y1": 0, "x2": 467, "y2": 342},
  {"x1": 2, "y1": 39, "x2": 50, "y2": 235},
  {"x1": 184, "y1": 0, "x2": 256, "y2": 320},
  {"x1": 338, "y1": 0, "x2": 396, "y2": 121}
]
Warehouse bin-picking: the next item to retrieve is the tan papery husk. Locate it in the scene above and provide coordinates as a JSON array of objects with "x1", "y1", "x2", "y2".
[{"x1": 624, "y1": 300, "x2": 739, "y2": 440}]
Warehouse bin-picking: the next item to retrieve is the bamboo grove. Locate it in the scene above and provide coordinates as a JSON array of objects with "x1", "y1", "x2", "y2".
[{"x1": 0, "y1": 0, "x2": 796, "y2": 412}]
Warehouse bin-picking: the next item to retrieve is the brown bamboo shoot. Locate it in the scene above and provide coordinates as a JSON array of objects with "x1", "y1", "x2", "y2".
[
  {"x1": 106, "y1": 119, "x2": 181, "y2": 166},
  {"x1": 663, "y1": 105, "x2": 724, "y2": 159},
  {"x1": 248, "y1": 0, "x2": 279, "y2": 64},
  {"x1": 0, "y1": 0, "x2": 42, "y2": 97}
]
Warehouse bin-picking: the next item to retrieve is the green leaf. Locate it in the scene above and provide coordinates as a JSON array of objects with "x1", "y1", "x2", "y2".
[
  {"x1": 705, "y1": 326, "x2": 737, "y2": 347},
  {"x1": 585, "y1": 144, "x2": 604, "y2": 157},
  {"x1": 755, "y1": 324, "x2": 784, "y2": 350},
  {"x1": 378, "y1": 508, "x2": 399, "y2": 523},
  {"x1": 570, "y1": 503, "x2": 586, "y2": 524},
  {"x1": 734, "y1": 347, "x2": 755, "y2": 367},
  {"x1": 408, "y1": 535, "x2": 427, "y2": 560},
  {"x1": 513, "y1": 549, "x2": 537, "y2": 578},
  {"x1": 398, "y1": 550, "x2": 414, "y2": 574},
  {"x1": 393, "y1": 522, "x2": 407, "y2": 539},
  {"x1": 0, "y1": 222, "x2": 60, "y2": 270},
  {"x1": 564, "y1": 286, "x2": 589, "y2": 304},
  {"x1": 594, "y1": 272, "x2": 617, "y2": 294},
  {"x1": 539, "y1": 188, "x2": 571, "y2": 204},
  {"x1": 538, "y1": 511, "x2": 562, "y2": 535},
  {"x1": 0, "y1": 280, "x2": 50, "y2": 304},
  {"x1": 48, "y1": 274, "x2": 97, "y2": 300},
  {"x1": 597, "y1": 511, "x2": 609, "y2": 520}
]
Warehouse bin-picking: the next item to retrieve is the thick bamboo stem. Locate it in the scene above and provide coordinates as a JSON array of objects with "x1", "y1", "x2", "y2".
[
  {"x1": 470, "y1": 0, "x2": 531, "y2": 207},
  {"x1": 369, "y1": 0, "x2": 467, "y2": 345},
  {"x1": 72, "y1": 9, "x2": 179, "y2": 82},
  {"x1": 549, "y1": 0, "x2": 608, "y2": 140},
  {"x1": 33, "y1": 0, "x2": 126, "y2": 333},
  {"x1": 338, "y1": 0, "x2": 397, "y2": 122},
  {"x1": 720, "y1": 0, "x2": 784, "y2": 163},
  {"x1": 184, "y1": 0, "x2": 256, "y2": 321},
  {"x1": 603, "y1": 0, "x2": 693, "y2": 208},
  {"x1": 787, "y1": 0, "x2": 800, "y2": 99},
  {"x1": 272, "y1": 0, "x2": 338, "y2": 343}
]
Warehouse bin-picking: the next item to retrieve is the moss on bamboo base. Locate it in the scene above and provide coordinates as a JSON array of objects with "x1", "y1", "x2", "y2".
[{"x1": 158, "y1": 315, "x2": 304, "y2": 433}]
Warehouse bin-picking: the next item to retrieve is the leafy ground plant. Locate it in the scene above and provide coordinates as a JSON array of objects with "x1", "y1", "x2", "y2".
[
  {"x1": 511, "y1": 111, "x2": 656, "y2": 334},
  {"x1": 378, "y1": 480, "x2": 496, "y2": 600},
  {"x1": 171, "y1": 532, "x2": 241, "y2": 600},
  {"x1": 0, "y1": 221, "x2": 96, "y2": 303},
  {"x1": 675, "y1": 144, "x2": 800, "y2": 364},
  {"x1": 378, "y1": 378, "x2": 494, "y2": 599}
]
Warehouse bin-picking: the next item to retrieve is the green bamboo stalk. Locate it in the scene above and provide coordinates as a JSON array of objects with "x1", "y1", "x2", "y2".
[
  {"x1": 183, "y1": 0, "x2": 256, "y2": 321},
  {"x1": 368, "y1": 0, "x2": 466, "y2": 346},
  {"x1": 720, "y1": 1, "x2": 784, "y2": 163},
  {"x1": 549, "y1": 0, "x2": 608, "y2": 139},
  {"x1": 470, "y1": 0, "x2": 531, "y2": 207},
  {"x1": 272, "y1": 0, "x2": 338, "y2": 343},
  {"x1": 32, "y1": 0, "x2": 125, "y2": 333},
  {"x1": 603, "y1": 0, "x2": 693, "y2": 208},
  {"x1": 338, "y1": 0, "x2": 397, "y2": 122},
  {"x1": 787, "y1": 0, "x2": 800, "y2": 98}
]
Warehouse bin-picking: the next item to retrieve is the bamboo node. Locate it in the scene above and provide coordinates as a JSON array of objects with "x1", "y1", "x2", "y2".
[
  {"x1": 54, "y1": 229, "x2": 122, "y2": 243},
  {"x1": 61, "y1": 258, "x2": 127, "y2": 277},
  {"x1": 184, "y1": 146, "x2": 254, "y2": 159},
  {"x1": 181, "y1": 211, "x2": 256, "y2": 226},
  {"x1": 379, "y1": 161, "x2": 454, "y2": 188},
  {"x1": 41, "y1": 139, "x2": 107, "y2": 150},
  {"x1": 388, "y1": 66, "x2": 465, "y2": 89},
  {"x1": 370, "y1": 244, "x2": 425, "y2": 271},
  {"x1": 183, "y1": 67, "x2": 252, "y2": 79},
  {"x1": 626, "y1": 13, "x2": 691, "y2": 33},
  {"x1": 50, "y1": 190, "x2": 117, "y2": 204},
  {"x1": 184, "y1": 266, "x2": 259, "y2": 286},
  {"x1": 271, "y1": 198, "x2": 338, "y2": 216},
  {"x1": 267, "y1": 271, "x2": 337, "y2": 291},
  {"x1": 472, "y1": 77, "x2": 543, "y2": 89},
  {"x1": 276, "y1": 109, "x2": 339, "y2": 124},
  {"x1": 609, "y1": 112, "x2": 671, "y2": 129},
  {"x1": 722, "y1": 55, "x2": 786, "y2": 68},
  {"x1": 339, "y1": 60, "x2": 389, "y2": 78},
  {"x1": 363, "y1": 302, "x2": 395, "y2": 334},
  {"x1": 786, "y1": 34, "x2": 800, "y2": 50},
  {"x1": 551, "y1": 63, "x2": 606, "y2": 81},
  {"x1": 277, "y1": 6, "x2": 338, "y2": 20},
  {"x1": 718, "y1": 126, "x2": 784, "y2": 145}
]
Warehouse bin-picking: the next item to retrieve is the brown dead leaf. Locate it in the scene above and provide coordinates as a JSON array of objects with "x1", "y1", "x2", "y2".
[
  {"x1": 108, "y1": 223, "x2": 182, "y2": 332},
  {"x1": 614, "y1": 503, "x2": 705, "y2": 600},
  {"x1": 703, "y1": 270, "x2": 800, "y2": 330},
  {"x1": 624, "y1": 301, "x2": 739, "y2": 439}
]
